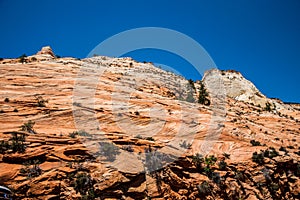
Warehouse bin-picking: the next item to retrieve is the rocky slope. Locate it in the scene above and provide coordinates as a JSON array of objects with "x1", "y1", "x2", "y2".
[{"x1": 0, "y1": 46, "x2": 299, "y2": 199}]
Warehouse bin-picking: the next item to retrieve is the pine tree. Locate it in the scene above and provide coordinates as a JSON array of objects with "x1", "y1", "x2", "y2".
[{"x1": 198, "y1": 81, "x2": 210, "y2": 106}]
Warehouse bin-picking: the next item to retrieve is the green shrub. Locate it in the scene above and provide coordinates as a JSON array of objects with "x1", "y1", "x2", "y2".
[
  {"x1": 122, "y1": 145, "x2": 134, "y2": 152},
  {"x1": 188, "y1": 79, "x2": 195, "y2": 90},
  {"x1": 145, "y1": 148, "x2": 166, "y2": 172},
  {"x1": 74, "y1": 172, "x2": 94, "y2": 196},
  {"x1": 134, "y1": 134, "x2": 143, "y2": 139},
  {"x1": 99, "y1": 142, "x2": 120, "y2": 161},
  {"x1": 211, "y1": 172, "x2": 221, "y2": 184},
  {"x1": 180, "y1": 140, "x2": 192, "y2": 149},
  {"x1": 145, "y1": 137, "x2": 155, "y2": 141},
  {"x1": 69, "y1": 132, "x2": 77, "y2": 138},
  {"x1": 264, "y1": 102, "x2": 272, "y2": 112},
  {"x1": 204, "y1": 155, "x2": 217, "y2": 166},
  {"x1": 20, "y1": 120, "x2": 36, "y2": 134},
  {"x1": 11, "y1": 139, "x2": 26, "y2": 153},
  {"x1": 0, "y1": 140, "x2": 10, "y2": 153},
  {"x1": 263, "y1": 147, "x2": 279, "y2": 158},
  {"x1": 250, "y1": 140, "x2": 261, "y2": 146},
  {"x1": 19, "y1": 54, "x2": 27, "y2": 63},
  {"x1": 252, "y1": 151, "x2": 264, "y2": 165},
  {"x1": 0, "y1": 132, "x2": 26, "y2": 153},
  {"x1": 192, "y1": 153, "x2": 204, "y2": 169},
  {"x1": 35, "y1": 95, "x2": 48, "y2": 107},
  {"x1": 20, "y1": 160, "x2": 42, "y2": 178},
  {"x1": 234, "y1": 171, "x2": 245, "y2": 181},
  {"x1": 279, "y1": 146, "x2": 288, "y2": 153},
  {"x1": 197, "y1": 181, "x2": 211, "y2": 196},
  {"x1": 218, "y1": 160, "x2": 227, "y2": 170},
  {"x1": 69, "y1": 130, "x2": 90, "y2": 138},
  {"x1": 223, "y1": 152, "x2": 230, "y2": 159}
]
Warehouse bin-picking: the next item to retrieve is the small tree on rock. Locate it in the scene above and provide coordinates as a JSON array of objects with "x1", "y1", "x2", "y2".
[{"x1": 198, "y1": 81, "x2": 210, "y2": 106}]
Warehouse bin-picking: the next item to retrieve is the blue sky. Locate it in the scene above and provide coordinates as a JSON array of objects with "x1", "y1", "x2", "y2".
[{"x1": 0, "y1": 0, "x2": 299, "y2": 102}]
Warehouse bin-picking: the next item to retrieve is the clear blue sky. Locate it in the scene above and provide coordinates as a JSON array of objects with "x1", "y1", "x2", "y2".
[{"x1": 0, "y1": 0, "x2": 299, "y2": 102}]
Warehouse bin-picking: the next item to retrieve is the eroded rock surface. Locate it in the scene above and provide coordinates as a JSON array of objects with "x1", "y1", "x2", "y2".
[{"x1": 0, "y1": 48, "x2": 299, "y2": 199}]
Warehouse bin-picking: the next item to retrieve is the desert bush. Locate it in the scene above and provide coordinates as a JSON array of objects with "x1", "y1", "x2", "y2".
[
  {"x1": 13, "y1": 108, "x2": 18, "y2": 112},
  {"x1": 69, "y1": 132, "x2": 77, "y2": 138},
  {"x1": 122, "y1": 145, "x2": 134, "y2": 152},
  {"x1": 197, "y1": 181, "x2": 211, "y2": 195},
  {"x1": 73, "y1": 102, "x2": 82, "y2": 107},
  {"x1": 20, "y1": 120, "x2": 36, "y2": 134},
  {"x1": 252, "y1": 151, "x2": 264, "y2": 165},
  {"x1": 192, "y1": 153, "x2": 204, "y2": 170},
  {"x1": 263, "y1": 147, "x2": 279, "y2": 159},
  {"x1": 145, "y1": 137, "x2": 155, "y2": 141},
  {"x1": 134, "y1": 134, "x2": 143, "y2": 139},
  {"x1": 69, "y1": 130, "x2": 90, "y2": 138},
  {"x1": 264, "y1": 102, "x2": 272, "y2": 112},
  {"x1": 35, "y1": 95, "x2": 48, "y2": 107},
  {"x1": 0, "y1": 140, "x2": 10, "y2": 153},
  {"x1": 279, "y1": 146, "x2": 288, "y2": 153},
  {"x1": 9, "y1": 132, "x2": 26, "y2": 153},
  {"x1": 218, "y1": 160, "x2": 227, "y2": 170},
  {"x1": 99, "y1": 142, "x2": 120, "y2": 161},
  {"x1": 145, "y1": 147, "x2": 168, "y2": 172},
  {"x1": 234, "y1": 171, "x2": 245, "y2": 181},
  {"x1": 74, "y1": 172, "x2": 94, "y2": 197},
  {"x1": 77, "y1": 130, "x2": 90, "y2": 136},
  {"x1": 204, "y1": 155, "x2": 217, "y2": 166},
  {"x1": 188, "y1": 79, "x2": 195, "y2": 90},
  {"x1": 0, "y1": 132, "x2": 26, "y2": 153},
  {"x1": 20, "y1": 160, "x2": 42, "y2": 178},
  {"x1": 223, "y1": 152, "x2": 230, "y2": 159},
  {"x1": 4, "y1": 97, "x2": 9, "y2": 103},
  {"x1": 250, "y1": 140, "x2": 261, "y2": 146},
  {"x1": 211, "y1": 172, "x2": 221, "y2": 184},
  {"x1": 179, "y1": 140, "x2": 192, "y2": 149},
  {"x1": 19, "y1": 54, "x2": 27, "y2": 63}
]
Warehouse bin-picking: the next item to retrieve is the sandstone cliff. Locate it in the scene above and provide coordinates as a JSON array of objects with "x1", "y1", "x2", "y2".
[{"x1": 0, "y1": 47, "x2": 299, "y2": 199}]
